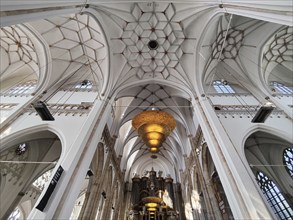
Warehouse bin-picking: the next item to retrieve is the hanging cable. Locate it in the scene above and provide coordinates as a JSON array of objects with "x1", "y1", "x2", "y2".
[
  {"x1": 75, "y1": 13, "x2": 101, "y2": 95},
  {"x1": 36, "y1": 14, "x2": 107, "y2": 117},
  {"x1": 220, "y1": 65, "x2": 257, "y2": 117},
  {"x1": 206, "y1": 70, "x2": 216, "y2": 96},
  {"x1": 78, "y1": 0, "x2": 89, "y2": 14},
  {"x1": 50, "y1": 65, "x2": 92, "y2": 117},
  {"x1": 218, "y1": 14, "x2": 233, "y2": 62},
  {"x1": 1, "y1": 17, "x2": 76, "y2": 94},
  {"x1": 208, "y1": 13, "x2": 272, "y2": 118},
  {"x1": 43, "y1": 61, "x2": 88, "y2": 102}
]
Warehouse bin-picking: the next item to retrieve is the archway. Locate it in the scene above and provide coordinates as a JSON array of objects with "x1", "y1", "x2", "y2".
[
  {"x1": 0, "y1": 130, "x2": 62, "y2": 219},
  {"x1": 244, "y1": 131, "x2": 293, "y2": 219}
]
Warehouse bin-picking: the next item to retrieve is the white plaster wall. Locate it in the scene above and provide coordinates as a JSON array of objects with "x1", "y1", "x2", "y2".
[
  {"x1": 209, "y1": 95, "x2": 259, "y2": 106},
  {"x1": 1, "y1": 113, "x2": 88, "y2": 155},
  {"x1": 217, "y1": 115, "x2": 293, "y2": 152},
  {"x1": 0, "y1": 95, "x2": 33, "y2": 123},
  {"x1": 47, "y1": 91, "x2": 98, "y2": 105},
  {"x1": 216, "y1": 114, "x2": 293, "y2": 199},
  {"x1": 272, "y1": 95, "x2": 293, "y2": 107}
]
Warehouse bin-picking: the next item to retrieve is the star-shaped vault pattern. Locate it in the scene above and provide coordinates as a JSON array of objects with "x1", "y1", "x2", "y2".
[
  {"x1": 0, "y1": 26, "x2": 38, "y2": 75},
  {"x1": 263, "y1": 26, "x2": 293, "y2": 68},
  {"x1": 212, "y1": 28, "x2": 244, "y2": 60},
  {"x1": 119, "y1": 3, "x2": 186, "y2": 79}
]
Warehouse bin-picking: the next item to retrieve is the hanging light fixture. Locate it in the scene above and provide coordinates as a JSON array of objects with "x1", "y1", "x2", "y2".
[{"x1": 132, "y1": 110, "x2": 176, "y2": 153}]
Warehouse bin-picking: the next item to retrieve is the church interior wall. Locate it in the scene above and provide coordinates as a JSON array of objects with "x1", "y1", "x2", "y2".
[{"x1": 0, "y1": 1, "x2": 292, "y2": 220}]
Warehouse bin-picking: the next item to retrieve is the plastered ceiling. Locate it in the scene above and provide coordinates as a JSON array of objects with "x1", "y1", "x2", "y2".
[{"x1": 0, "y1": 2, "x2": 291, "y2": 181}]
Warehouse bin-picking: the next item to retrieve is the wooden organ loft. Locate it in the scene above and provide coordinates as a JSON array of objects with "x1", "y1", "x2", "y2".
[{"x1": 128, "y1": 168, "x2": 180, "y2": 220}]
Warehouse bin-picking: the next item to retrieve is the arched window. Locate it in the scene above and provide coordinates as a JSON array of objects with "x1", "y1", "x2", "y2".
[
  {"x1": 283, "y1": 148, "x2": 293, "y2": 177},
  {"x1": 256, "y1": 171, "x2": 293, "y2": 219},
  {"x1": 7, "y1": 80, "x2": 37, "y2": 95},
  {"x1": 213, "y1": 80, "x2": 235, "y2": 94},
  {"x1": 7, "y1": 207, "x2": 21, "y2": 220},
  {"x1": 271, "y1": 82, "x2": 293, "y2": 95},
  {"x1": 75, "y1": 80, "x2": 93, "y2": 89}
]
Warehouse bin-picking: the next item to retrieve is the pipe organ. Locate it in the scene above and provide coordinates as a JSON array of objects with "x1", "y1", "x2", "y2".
[{"x1": 129, "y1": 168, "x2": 178, "y2": 220}]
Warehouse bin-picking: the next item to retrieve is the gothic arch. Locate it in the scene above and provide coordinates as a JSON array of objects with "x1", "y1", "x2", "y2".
[
  {"x1": 241, "y1": 125, "x2": 293, "y2": 160},
  {"x1": 244, "y1": 131, "x2": 293, "y2": 219},
  {"x1": 0, "y1": 129, "x2": 62, "y2": 219}
]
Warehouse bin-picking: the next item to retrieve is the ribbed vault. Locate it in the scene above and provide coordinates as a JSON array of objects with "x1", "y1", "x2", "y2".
[{"x1": 113, "y1": 83, "x2": 195, "y2": 182}]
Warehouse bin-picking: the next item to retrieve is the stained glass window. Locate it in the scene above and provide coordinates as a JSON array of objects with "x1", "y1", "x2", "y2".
[
  {"x1": 256, "y1": 171, "x2": 293, "y2": 219},
  {"x1": 271, "y1": 82, "x2": 293, "y2": 95},
  {"x1": 284, "y1": 148, "x2": 293, "y2": 177},
  {"x1": 213, "y1": 80, "x2": 235, "y2": 94}
]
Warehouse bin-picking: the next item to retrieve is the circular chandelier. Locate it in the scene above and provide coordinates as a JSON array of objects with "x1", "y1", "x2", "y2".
[
  {"x1": 132, "y1": 110, "x2": 176, "y2": 153},
  {"x1": 142, "y1": 196, "x2": 163, "y2": 211}
]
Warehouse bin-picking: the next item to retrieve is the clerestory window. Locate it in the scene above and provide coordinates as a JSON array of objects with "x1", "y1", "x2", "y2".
[
  {"x1": 271, "y1": 82, "x2": 293, "y2": 95},
  {"x1": 6, "y1": 80, "x2": 37, "y2": 95},
  {"x1": 284, "y1": 148, "x2": 293, "y2": 177},
  {"x1": 213, "y1": 80, "x2": 235, "y2": 94},
  {"x1": 75, "y1": 80, "x2": 93, "y2": 89}
]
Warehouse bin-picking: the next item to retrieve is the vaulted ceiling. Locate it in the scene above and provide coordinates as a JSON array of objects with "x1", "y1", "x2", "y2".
[{"x1": 0, "y1": 1, "x2": 291, "y2": 182}]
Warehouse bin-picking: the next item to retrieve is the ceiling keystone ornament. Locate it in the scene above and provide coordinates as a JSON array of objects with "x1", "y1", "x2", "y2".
[
  {"x1": 132, "y1": 110, "x2": 176, "y2": 153},
  {"x1": 118, "y1": 3, "x2": 186, "y2": 79}
]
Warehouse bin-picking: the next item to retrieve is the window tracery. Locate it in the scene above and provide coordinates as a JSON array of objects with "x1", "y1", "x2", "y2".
[
  {"x1": 283, "y1": 148, "x2": 293, "y2": 177},
  {"x1": 5, "y1": 80, "x2": 37, "y2": 96},
  {"x1": 75, "y1": 80, "x2": 93, "y2": 89},
  {"x1": 212, "y1": 80, "x2": 235, "y2": 94},
  {"x1": 271, "y1": 82, "x2": 293, "y2": 95},
  {"x1": 256, "y1": 171, "x2": 293, "y2": 219},
  {"x1": 32, "y1": 169, "x2": 53, "y2": 190}
]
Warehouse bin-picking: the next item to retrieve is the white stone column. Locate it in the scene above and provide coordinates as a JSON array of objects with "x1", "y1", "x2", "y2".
[
  {"x1": 27, "y1": 99, "x2": 112, "y2": 220},
  {"x1": 192, "y1": 96, "x2": 274, "y2": 219},
  {"x1": 189, "y1": 143, "x2": 220, "y2": 220},
  {"x1": 113, "y1": 181, "x2": 124, "y2": 220},
  {"x1": 88, "y1": 156, "x2": 112, "y2": 219}
]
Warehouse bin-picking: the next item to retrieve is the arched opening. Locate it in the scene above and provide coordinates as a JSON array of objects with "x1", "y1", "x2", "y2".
[
  {"x1": 244, "y1": 131, "x2": 293, "y2": 219},
  {"x1": 0, "y1": 130, "x2": 62, "y2": 219}
]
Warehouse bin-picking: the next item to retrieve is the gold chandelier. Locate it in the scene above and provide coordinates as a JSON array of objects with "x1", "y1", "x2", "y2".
[
  {"x1": 132, "y1": 110, "x2": 176, "y2": 153},
  {"x1": 142, "y1": 196, "x2": 163, "y2": 211}
]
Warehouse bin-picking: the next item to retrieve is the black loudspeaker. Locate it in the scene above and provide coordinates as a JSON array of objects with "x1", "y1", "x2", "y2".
[
  {"x1": 36, "y1": 166, "x2": 64, "y2": 211},
  {"x1": 87, "y1": 169, "x2": 94, "y2": 177},
  {"x1": 251, "y1": 106, "x2": 275, "y2": 123},
  {"x1": 33, "y1": 101, "x2": 54, "y2": 121}
]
